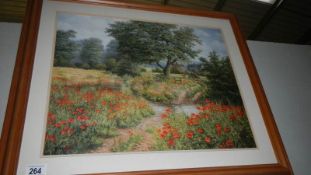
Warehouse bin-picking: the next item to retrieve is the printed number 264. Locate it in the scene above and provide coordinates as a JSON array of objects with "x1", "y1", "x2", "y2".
[{"x1": 29, "y1": 168, "x2": 42, "y2": 175}]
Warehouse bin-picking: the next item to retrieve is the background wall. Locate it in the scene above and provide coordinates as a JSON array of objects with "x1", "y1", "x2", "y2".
[
  {"x1": 0, "y1": 22, "x2": 21, "y2": 135},
  {"x1": 247, "y1": 41, "x2": 311, "y2": 175},
  {"x1": 0, "y1": 23, "x2": 310, "y2": 175}
]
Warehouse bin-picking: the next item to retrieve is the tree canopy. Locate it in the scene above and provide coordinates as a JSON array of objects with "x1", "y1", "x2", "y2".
[
  {"x1": 200, "y1": 51, "x2": 242, "y2": 105},
  {"x1": 54, "y1": 30, "x2": 77, "y2": 67},
  {"x1": 79, "y1": 38, "x2": 104, "y2": 69},
  {"x1": 106, "y1": 21, "x2": 201, "y2": 77}
]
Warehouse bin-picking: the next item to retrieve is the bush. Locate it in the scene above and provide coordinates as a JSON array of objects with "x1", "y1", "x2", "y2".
[
  {"x1": 200, "y1": 51, "x2": 243, "y2": 105},
  {"x1": 131, "y1": 73, "x2": 202, "y2": 104},
  {"x1": 152, "y1": 68, "x2": 162, "y2": 73}
]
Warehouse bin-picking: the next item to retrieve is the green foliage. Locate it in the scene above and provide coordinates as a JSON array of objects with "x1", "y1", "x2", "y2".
[
  {"x1": 152, "y1": 68, "x2": 162, "y2": 73},
  {"x1": 54, "y1": 30, "x2": 77, "y2": 67},
  {"x1": 104, "y1": 58, "x2": 118, "y2": 72},
  {"x1": 104, "y1": 39, "x2": 119, "y2": 59},
  {"x1": 131, "y1": 73, "x2": 202, "y2": 104},
  {"x1": 200, "y1": 51, "x2": 243, "y2": 105},
  {"x1": 80, "y1": 38, "x2": 104, "y2": 69},
  {"x1": 106, "y1": 21, "x2": 201, "y2": 77},
  {"x1": 104, "y1": 57, "x2": 140, "y2": 76},
  {"x1": 115, "y1": 59, "x2": 140, "y2": 76}
]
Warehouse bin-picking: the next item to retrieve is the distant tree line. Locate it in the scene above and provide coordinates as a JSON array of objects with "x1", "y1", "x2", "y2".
[{"x1": 54, "y1": 30, "x2": 105, "y2": 69}]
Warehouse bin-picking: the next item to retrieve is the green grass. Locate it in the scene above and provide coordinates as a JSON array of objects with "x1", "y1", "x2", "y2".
[
  {"x1": 112, "y1": 135, "x2": 143, "y2": 152},
  {"x1": 130, "y1": 72, "x2": 203, "y2": 104}
]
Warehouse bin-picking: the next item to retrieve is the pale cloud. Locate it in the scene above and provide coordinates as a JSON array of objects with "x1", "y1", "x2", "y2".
[
  {"x1": 57, "y1": 12, "x2": 125, "y2": 46},
  {"x1": 194, "y1": 28, "x2": 228, "y2": 58}
]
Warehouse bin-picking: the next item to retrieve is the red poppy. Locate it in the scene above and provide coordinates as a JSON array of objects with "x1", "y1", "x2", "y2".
[
  {"x1": 163, "y1": 123, "x2": 171, "y2": 128},
  {"x1": 204, "y1": 136, "x2": 211, "y2": 144},
  {"x1": 202, "y1": 105, "x2": 210, "y2": 111},
  {"x1": 196, "y1": 106, "x2": 203, "y2": 111},
  {"x1": 160, "y1": 113, "x2": 168, "y2": 119},
  {"x1": 172, "y1": 132, "x2": 180, "y2": 139},
  {"x1": 67, "y1": 118, "x2": 74, "y2": 123},
  {"x1": 225, "y1": 139, "x2": 234, "y2": 148},
  {"x1": 54, "y1": 123, "x2": 61, "y2": 128},
  {"x1": 80, "y1": 125, "x2": 87, "y2": 130},
  {"x1": 187, "y1": 115, "x2": 200, "y2": 126},
  {"x1": 160, "y1": 129, "x2": 169, "y2": 138},
  {"x1": 229, "y1": 115, "x2": 237, "y2": 121},
  {"x1": 197, "y1": 128, "x2": 204, "y2": 134},
  {"x1": 46, "y1": 134, "x2": 56, "y2": 142},
  {"x1": 215, "y1": 123, "x2": 222, "y2": 136},
  {"x1": 76, "y1": 108, "x2": 84, "y2": 114},
  {"x1": 83, "y1": 92, "x2": 94, "y2": 102},
  {"x1": 167, "y1": 139, "x2": 175, "y2": 147},
  {"x1": 101, "y1": 101, "x2": 107, "y2": 106},
  {"x1": 59, "y1": 120, "x2": 67, "y2": 125},
  {"x1": 56, "y1": 95, "x2": 74, "y2": 106},
  {"x1": 60, "y1": 129, "x2": 67, "y2": 136},
  {"x1": 77, "y1": 115, "x2": 89, "y2": 122},
  {"x1": 48, "y1": 112, "x2": 56, "y2": 121},
  {"x1": 186, "y1": 131, "x2": 194, "y2": 139}
]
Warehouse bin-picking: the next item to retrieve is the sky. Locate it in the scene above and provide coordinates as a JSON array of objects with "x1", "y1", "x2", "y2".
[{"x1": 57, "y1": 12, "x2": 228, "y2": 59}]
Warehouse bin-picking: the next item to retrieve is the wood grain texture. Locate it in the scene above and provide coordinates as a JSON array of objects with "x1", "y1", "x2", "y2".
[
  {"x1": 86, "y1": 164, "x2": 290, "y2": 175},
  {"x1": 0, "y1": 0, "x2": 43, "y2": 174},
  {"x1": 0, "y1": 0, "x2": 292, "y2": 174},
  {"x1": 0, "y1": 0, "x2": 27, "y2": 22},
  {"x1": 228, "y1": 14, "x2": 293, "y2": 174}
]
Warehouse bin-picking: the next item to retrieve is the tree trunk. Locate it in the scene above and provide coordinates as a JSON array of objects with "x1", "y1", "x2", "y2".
[{"x1": 163, "y1": 63, "x2": 171, "y2": 78}]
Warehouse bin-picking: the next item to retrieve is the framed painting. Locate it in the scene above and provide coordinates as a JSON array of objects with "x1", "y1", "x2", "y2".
[{"x1": 0, "y1": 0, "x2": 292, "y2": 174}]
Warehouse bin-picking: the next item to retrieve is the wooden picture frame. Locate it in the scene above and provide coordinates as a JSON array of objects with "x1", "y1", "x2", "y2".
[{"x1": 0, "y1": 0, "x2": 292, "y2": 174}]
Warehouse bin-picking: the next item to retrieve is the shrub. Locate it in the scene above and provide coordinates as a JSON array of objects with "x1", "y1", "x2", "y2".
[
  {"x1": 199, "y1": 51, "x2": 243, "y2": 105},
  {"x1": 131, "y1": 73, "x2": 202, "y2": 104}
]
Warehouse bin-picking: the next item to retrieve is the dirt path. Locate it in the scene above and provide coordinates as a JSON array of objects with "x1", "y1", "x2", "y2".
[
  {"x1": 90, "y1": 103, "x2": 165, "y2": 153},
  {"x1": 90, "y1": 101, "x2": 198, "y2": 153}
]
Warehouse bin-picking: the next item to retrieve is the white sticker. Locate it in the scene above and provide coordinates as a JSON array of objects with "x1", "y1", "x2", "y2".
[{"x1": 25, "y1": 164, "x2": 47, "y2": 175}]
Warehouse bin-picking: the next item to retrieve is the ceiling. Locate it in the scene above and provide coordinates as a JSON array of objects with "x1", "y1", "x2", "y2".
[{"x1": 1, "y1": 0, "x2": 311, "y2": 45}]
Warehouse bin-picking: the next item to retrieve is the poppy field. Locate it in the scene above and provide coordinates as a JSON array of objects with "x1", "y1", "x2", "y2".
[
  {"x1": 43, "y1": 67, "x2": 256, "y2": 155},
  {"x1": 43, "y1": 13, "x2": 256, "y2": 155}
]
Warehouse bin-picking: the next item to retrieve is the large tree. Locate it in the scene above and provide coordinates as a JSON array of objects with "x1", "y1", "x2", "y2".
[
  {"x1": 79, "y1": 38, "x2": 104, "y2": 69},
  {"x1": 106, "y1": 21, "x2": 201, "y2": 77},
  {"x1": 54, "y1": 30, "x2": 77, "y2": 67}
]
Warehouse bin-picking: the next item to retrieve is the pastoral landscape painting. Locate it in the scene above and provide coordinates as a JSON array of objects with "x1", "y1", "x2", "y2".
[{"x1": 43, "y1": 12, "x2": 256, "y2": 155}]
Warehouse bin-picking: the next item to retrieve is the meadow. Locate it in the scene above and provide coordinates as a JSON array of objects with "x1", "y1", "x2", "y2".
[{"x1": 44, "y1": 67, "x2": 255, "y2": 155}]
